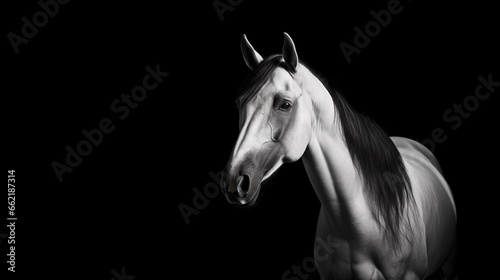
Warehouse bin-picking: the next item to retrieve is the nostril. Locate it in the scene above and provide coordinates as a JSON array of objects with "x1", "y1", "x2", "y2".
[{"x1": 238, "y1": 174, "x2": 250, "y2": 196}]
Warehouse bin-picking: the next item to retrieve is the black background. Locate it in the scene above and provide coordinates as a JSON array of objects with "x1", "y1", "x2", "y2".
[{"x1": 4, "y1": 0, "x2": 498, "y2": 279}]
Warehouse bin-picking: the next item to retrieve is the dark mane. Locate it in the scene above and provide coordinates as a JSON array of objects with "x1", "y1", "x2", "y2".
[
  {"x1": 329, "y1": 86, "x2": 416, "y2": 250},
  {"x1": 236, "y1": 54, "x2": 295, "y2": 107}
]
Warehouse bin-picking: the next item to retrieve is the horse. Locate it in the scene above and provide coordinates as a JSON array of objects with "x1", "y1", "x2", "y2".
[{"x1": 220, "y1": 33, "x2": 457, "y2": 280}]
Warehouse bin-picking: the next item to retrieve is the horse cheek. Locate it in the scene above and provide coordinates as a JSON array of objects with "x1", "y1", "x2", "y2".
[{"x1": 284, "y1": 106, "x2": 310, "y2": 162}]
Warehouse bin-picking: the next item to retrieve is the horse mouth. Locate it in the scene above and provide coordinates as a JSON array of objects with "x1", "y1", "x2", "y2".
[{"x1": 245, "y1": 187, "x2": 260, "y2": 206}]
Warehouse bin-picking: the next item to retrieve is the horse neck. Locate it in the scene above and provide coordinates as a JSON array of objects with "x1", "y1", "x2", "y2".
[{"x1": 299, "y1": 66, "x2": 372, "y2": 228}]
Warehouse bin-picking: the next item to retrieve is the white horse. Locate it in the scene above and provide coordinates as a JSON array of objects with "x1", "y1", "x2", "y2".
[{"x1": 221, "y1": 33, "x2": 457, "y2": 280}]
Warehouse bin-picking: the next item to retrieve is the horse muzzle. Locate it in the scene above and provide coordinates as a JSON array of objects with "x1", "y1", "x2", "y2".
[{"x1": 221, "y1": 166, "x2": 261, "y2": 206}]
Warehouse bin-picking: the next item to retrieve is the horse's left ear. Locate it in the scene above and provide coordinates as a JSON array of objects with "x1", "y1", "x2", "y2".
[{"x1": 282, "y1": 32, "x2": 298, "y2": 71}]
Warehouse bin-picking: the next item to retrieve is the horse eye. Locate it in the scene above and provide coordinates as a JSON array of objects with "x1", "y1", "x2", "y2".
[{"x1": 279, "y1": 101, "x2": 292, "y2": 111}]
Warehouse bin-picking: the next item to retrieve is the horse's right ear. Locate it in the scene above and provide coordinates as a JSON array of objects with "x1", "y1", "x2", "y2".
[{"x1": 241, "y1": 34, "x2": 263, "y2": 70}]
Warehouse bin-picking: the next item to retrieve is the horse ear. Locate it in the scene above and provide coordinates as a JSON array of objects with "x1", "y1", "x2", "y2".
[
  {"x1": 282, "y1": 32, "x2": 298, "y2": 71},
  {"x1": 241, "y1": 34, "x2": 263, "y2": 70}
]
